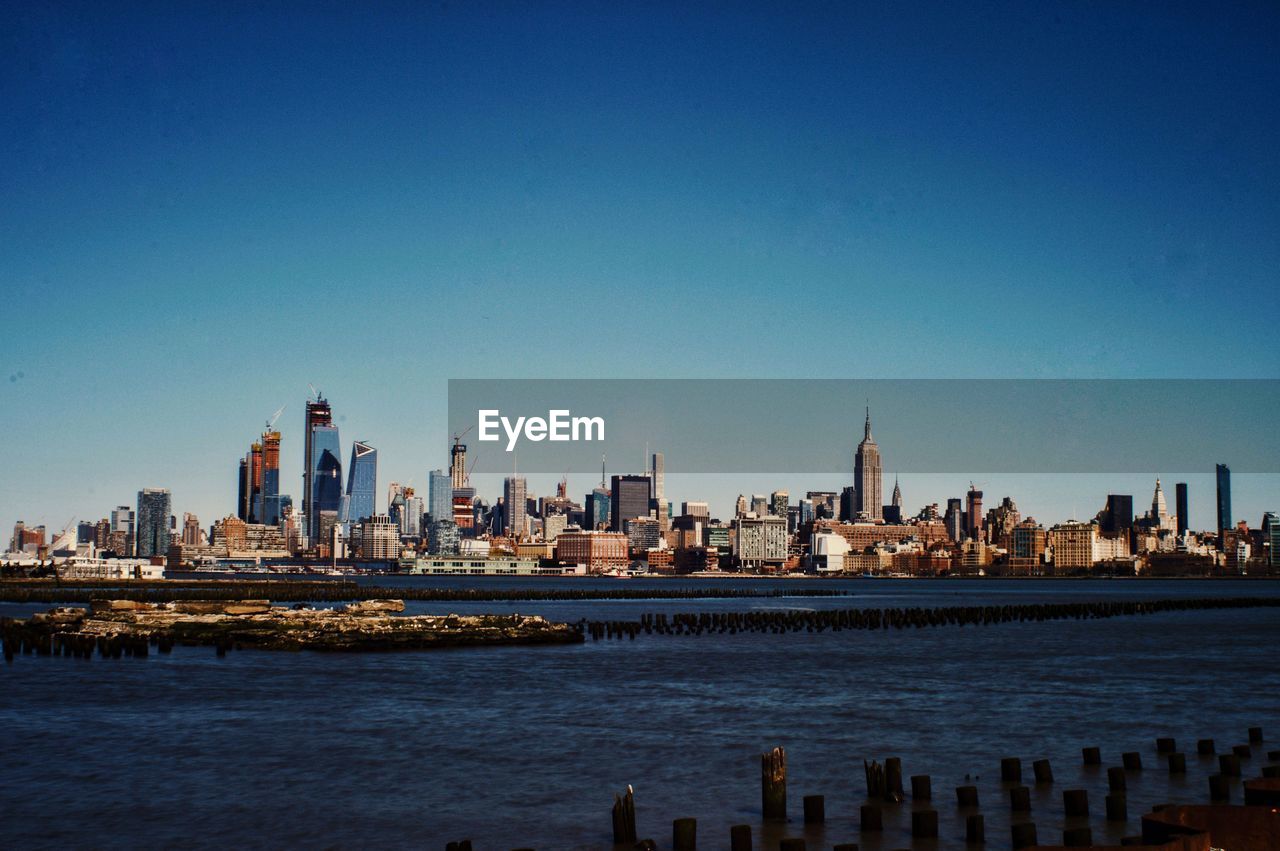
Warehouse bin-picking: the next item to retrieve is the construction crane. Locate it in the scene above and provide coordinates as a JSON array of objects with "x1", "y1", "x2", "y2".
[
  {"x1": 308, "y1": 383, "x2": 320, "y2": 401},
  {"x1": 265, "y1": 404, "x2": 286, "y2": 432}
]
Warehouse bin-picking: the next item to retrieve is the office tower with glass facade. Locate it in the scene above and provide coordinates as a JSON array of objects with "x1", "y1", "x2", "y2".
[
  {"x1": 650, "y1": 452, "x2": 664, "y2": 501},
  {"x1": 303, "y1": 396, "x2": 337, "y2": 542},
  {"x1": 136, "y1": 488, "x2": 171, "y2": 558},
  {"x1": 1175, "y1": 482, "x2": 1189, "y2": 537},
  {"x1": 428, "y1": 469, "x2": 452, "y2": 526},
  {"x1": 504, "y1": 476, "x2": 528, "y2": 538},
  {"x1": 585, "y1": 487, "x2": 610, "y2": 530},
  {"x1": 309, "y1": 422, "x2": 343, "y2": 543},
  {"x1": 610, "y1": 474, "x2": 650, "y2": 531},
  {"x1": 344, "y1": 441, "x2": 377, "y2": 523},
  {"x1": 259, "y1": 429, "x2": 283, "y2": 525},
  {"x1": 1216, "y1": 464, "x2": 1232, "y2": 543}
]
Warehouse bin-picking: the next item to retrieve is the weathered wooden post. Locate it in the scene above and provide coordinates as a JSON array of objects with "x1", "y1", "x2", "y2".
[
  {"x1": 1001, "y1": 757, "x2": 1023, "y2": 783},
  {"x1": 612, "y1": 786, "x2": 637, "y2": 844},
  {"x1": 802, "y1": 795, "x2": 824, "y2": 824},
  {"x1": 1107, "y1": 767, "x2": 1126, "y2": 792},
  {"x1": 1011, "y1": 821, "x2": 1037, "y2": 849},
  {"x1": 1122, "y1": 751, "x2": 1142, "y2": 770},
  {"x1": 1063, "y1": 789, "x2": 1088, "y2": 817},
  {"x1": 1197, "y1": 738, "x2": 1215, "y2": 755},
  {"x1": 859, "y1": 803, "x2": 882, "y2": 831},
  {"x1": 1010, "y1": 785, "x2": 1031, "y2": 812},
  {"x1": 1249, "y1": 726, "x2": 1263, "y2": 743},
  {"x1": 1156, "y1": 737, "x2": 1176, "y2": 754},
  {"x1": 910, "y1": 774, "x2": 931, "y2": 800},
  {"x1": 672, "y1": 817, "x2": 696, "y2": 851},
  {"x1": 1208, "y1": 774, "x2": 1229, "y2": 802},
  {"x1": 912, "y1": 809, "x2": 938, "y2": 838},
  {"x1": 956, "y1": 785, "x2": 980, "y2": 807},
  {"x1": 863, "y1": 759, "x2": 884, "y2": 798},
  {"x1": 1032, "y1": 759, "x2": 1053, "y2": 784},
  {"x1": 1232, "y1": 744, "x2": 1251, "y2": 759},
  {"x1": 762, "y1": 747, "x2": 786, "y2": 820},
  {"x1": 1219, "y1": 753, "x2": 1241, "y2": 777},
  {"x1": 883, "y1": 757, "x2": 904, "y2": 802},
  {"x1": 778, "y1": 839, "x2": 806, "y2": 851},
  {"x1": 1105, "y1": 793, "x2": 1126, "y2": 821},
  {"x1": 1081, "y1": 746, "x2": 1101, "y2": 765},
  {"x1": 1168, "y1": 753, "x2": 1186, "y2": 774},
  {"x1": 729, "y1": 824, "x2": 752, "y2": 851},
  {"x1": 1063, "y1": 826, "x2": 1093, "y2": 847}
]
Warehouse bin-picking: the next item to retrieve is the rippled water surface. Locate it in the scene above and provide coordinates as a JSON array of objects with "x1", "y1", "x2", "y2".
[{"x1": 2, "y1": 578, "x2": 1277, "y2": 849}]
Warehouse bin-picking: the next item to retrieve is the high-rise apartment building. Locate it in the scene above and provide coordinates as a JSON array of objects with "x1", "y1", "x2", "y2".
[
  {"x1": 854, "y1": 408, "x2": 883, "y2": 521},
  {"x1": 965, "y1": 485, "x2": 984, "y2": 540},
  {"x1": 136, "y1": 488, "x2": 171, "y2": 558},
  {"x1": 428, "y1": 469, "x2": 452, "y2": 525},
  {"x1": 650, "y1": 452, "x2": 665, "y2": 501}
]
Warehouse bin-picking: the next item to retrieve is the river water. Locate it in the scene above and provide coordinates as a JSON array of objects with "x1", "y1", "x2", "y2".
[{"x1": 1, "y1": 578, "x2": 1277, "y2": 849}]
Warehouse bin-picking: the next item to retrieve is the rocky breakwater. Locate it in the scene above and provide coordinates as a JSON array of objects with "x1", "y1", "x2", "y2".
[{"x1": 2, "y1": 599, "x2": 583, "y2": 658}]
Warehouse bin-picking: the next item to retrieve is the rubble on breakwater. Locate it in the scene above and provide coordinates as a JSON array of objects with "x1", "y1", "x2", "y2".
[{"x1": 0, "y1": 599, "x2": 582, "y2": 658}]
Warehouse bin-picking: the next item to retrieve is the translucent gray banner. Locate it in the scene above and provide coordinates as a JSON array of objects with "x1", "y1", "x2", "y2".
[{"x1": 447, "y1": 379, "x2": 1280, "y2": 474}]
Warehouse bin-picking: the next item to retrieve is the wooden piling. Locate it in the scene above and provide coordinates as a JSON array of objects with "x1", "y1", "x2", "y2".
[
  {"x1": 1082, "y1": 746, "x2": 1101, "y2": 765},
  {"x1": 1011, "y1": 821, "x2": 1038, "y2": 849},
  {"x1": 1208, "y1": 774, "x2": 1229, "y2": 802},
  {"x1": 1122, "y1": 752, "x2": 1142, "y2": 770},
  {"x1": 911, "y1": 809, "x2": 938, "y2": 838},
  {"x1": 761, "y1": 747, "x2": 786, "y2": 820},
  {"x1": 859, "y1": 804, "x2": 882, "y2": 831},
  {"x1": 1063, "y1": 826, "x2": 1093, "y2": 847},
  {"x1": 1063, "y1": 789, "x2": 1088, "y2": 817},
  {"x1": 1032, "y1": 758, "x2": 1053, "y2": 784},
  {"x1": 966, "y1": 813, "x2": 985, "y2": 843},
  {"x1": 778, "y1": 839, "x2": 806, "y2": 851},
  {"x1": 1196, "y1": 738, "x2": 1215, "y2": 755},
  {"x1": 1105, "y1": 794, "x2": 1126, "y2": 821},
  {"x1": 1156, "y1": 737, "x2": 1176, "y2": 753},
  {"x1": 1107, "y1": 766, "x2": 1126, "y2": 792},
  {"x1": 729, "y1": 824, "x2": 752, "y2": 851},
  {"x1": 672, "y1": 817, "x2": 696, "y2": 851},
  {"x1": 883, "y1": 757, "x2": 904, "y2": 802},
  {"x1": 956, "y1": 785, "x2": 979, "y2": 808},
  {"x1": 1009, "y1": 785, "x2": 1031, "y2": 812},
  {"x1": 1001, "y1": 757, "x2": 1022, "y2": 783},
  {"x1": 612, "y1": 786, "x2": 637, "y2": 844},
  {"x1": 1168, "y1": 753, "x2": 1186, "y2": 774},
  {"x1": 802, "y1": 795, "x2": 824, "y2": 824},
  {"x1": 910, "y1": 774, "x2": 931, "y2": 800},
  {"x1": 1232, "y1": 744, "x2": 1251, "y2": 759},
  {"x1": 1248, "y1": 726, "x2": 1263, "y2": 743},
  {"x1": 1218, "y1": 753, "x2": 1241, "y2": 777},
  {"x1": 863, "y1": 759, "x2": 884, "y2": 798}
]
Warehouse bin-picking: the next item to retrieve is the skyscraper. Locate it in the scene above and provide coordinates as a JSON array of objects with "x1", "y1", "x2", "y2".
[
  {"x1": 966, "y1": 485, "x2": 983, "y2": 540},
  {"x1": 651, "y1": 452, "x2": 665, "y2": 501},
  {"x1": 344, "y1": 441, "x2": 377, "y2": 523},
  {"x1": 136, "y1": 488, "x2": 171, "y2": 558},
  {"x1": 1099, "y1": 494, "x2": 1133, "y2": 536},
  {"x1": 610, "y1": 474, "x2": 651, "y2": 531},
  {"x1": 854, "y1": 407, "x2": 883, "y2": 521},
  {"x1": 1175, "y1": 482, "x2": 1189, "y2": 537},
  {"x1": 304, "y1": 396, "x2": 342, "y2": 543},
  {"x1": 585, "y1": 488, "x2": 610, "y2": 530},
  {"x1": 428, "y1": 469, "x2": 452, "y2": 526},
  {"x1": 944, "y1": 498, "x2": 964, "y2": 542},
  {"x1": 259, "y1": 429, "x2": 282, "y2": 525},
  {"x1": 1216, "y1": 464, "x2": 1232, "y2": 542},
  {"x1": 504, "y1": 476, "x2": 528, "y2": 538}
]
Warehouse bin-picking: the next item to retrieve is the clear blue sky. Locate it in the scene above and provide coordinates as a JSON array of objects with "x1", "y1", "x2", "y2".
[{"x1": 2, "y1": 1, "x2": 1277, "y2": 534}]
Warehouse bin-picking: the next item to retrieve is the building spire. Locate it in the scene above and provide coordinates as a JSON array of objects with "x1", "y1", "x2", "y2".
[{"x1": 864, "y1": 404, "x2": 872, "y2": 441}]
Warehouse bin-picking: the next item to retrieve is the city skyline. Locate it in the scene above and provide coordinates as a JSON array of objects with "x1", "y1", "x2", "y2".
[
  {"x1": 3, "y1": 2, "x2": 1278, "y2": 538},
  {"x1": 3, "y1": 385, "x2": 1275, "y2": 540}
]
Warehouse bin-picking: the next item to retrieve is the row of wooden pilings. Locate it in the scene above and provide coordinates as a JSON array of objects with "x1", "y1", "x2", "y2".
[
  {"x1": 581, "y1": 595, "x2": 1280, "y2": 640},
  {"x1": 444, "y1": 726, "x2": 1275, "y2": 850},
  {"x1": 0, "y1": 619, "x2": 179, "y2": 661}
]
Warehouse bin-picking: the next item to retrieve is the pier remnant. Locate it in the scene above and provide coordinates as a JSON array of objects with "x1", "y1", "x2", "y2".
[{"x1": 762, "y1": 747, "x2": 786, "y2": 820}]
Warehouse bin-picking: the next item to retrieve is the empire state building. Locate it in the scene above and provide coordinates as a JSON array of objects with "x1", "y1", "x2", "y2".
[{"x1": 854, "y1": 407, "x2": 883, "y2": 521}]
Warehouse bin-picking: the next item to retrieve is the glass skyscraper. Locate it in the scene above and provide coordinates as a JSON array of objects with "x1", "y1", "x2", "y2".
[
  {"x1": 345, "y1": 441, "x2": 377, "y2": 523},
  {"x1": 310, "y1": 423, "x2": 343, "y2": 542},
  {"x1": 428, "y1": 469, "x2": 452, "y2": 525},
  {"x1": 135, "y1": 488, "x2": 171, "y2": 558},
  {"x1": 1216, "y1": 463, "x2": 1232, "y2": 539}
]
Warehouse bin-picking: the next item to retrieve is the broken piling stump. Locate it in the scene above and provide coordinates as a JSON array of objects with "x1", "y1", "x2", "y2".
[
  {"x1": 612, "y1": 786, "x2": 637, "y2": 844},
  {"x1": 761, "y1": 747, "x2": 786, "y2": 820},
  {"x1": 672, "y1": 817, "x2": 696, "y2": 851}
]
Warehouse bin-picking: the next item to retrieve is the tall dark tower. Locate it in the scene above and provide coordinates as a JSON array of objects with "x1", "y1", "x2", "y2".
[
  {"x1": 854, "y1": 407, "x2": 883, "y2": 521},
  {"x1": 1175, "y1": 482, "x2": 1188, "y2": 537},
  {"x1": 450, "y1": 438, "x2": 467, "y2": 490},
  {"x1": 1216, "y1": 464, "x2": 1232, "y2": 543},
  {"x1": 303, "y1": 395, "x2": 333, "y2": 535}
]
